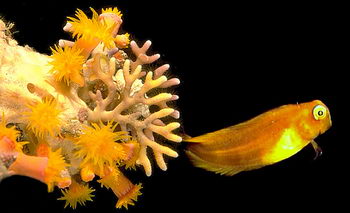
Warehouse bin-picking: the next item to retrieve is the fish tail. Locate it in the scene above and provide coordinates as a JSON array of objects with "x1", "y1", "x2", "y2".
[
  {"x1": 183, "y1": 132, "x2": 233, "y2": 173},
  {"x1": 184, "y1": 130, "x2": 247, "y2": 175},
  {"x1": 185, "y1": 149, "x2": 243, "y2": 176}
]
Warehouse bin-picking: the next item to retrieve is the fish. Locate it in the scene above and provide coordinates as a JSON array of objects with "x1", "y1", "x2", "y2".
[{"x1": 185, "y1": 100, "x2": 332, "y2": 176}]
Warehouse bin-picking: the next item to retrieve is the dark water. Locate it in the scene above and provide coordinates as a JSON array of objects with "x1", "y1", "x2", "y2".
[{"x1": 0, "y1": 0, "x2": 347, "y2": 212}]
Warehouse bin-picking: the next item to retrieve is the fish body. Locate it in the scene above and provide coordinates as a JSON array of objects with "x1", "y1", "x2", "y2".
[{"x1": 186, "y1": 100, "x2": 332, "y2": 176}]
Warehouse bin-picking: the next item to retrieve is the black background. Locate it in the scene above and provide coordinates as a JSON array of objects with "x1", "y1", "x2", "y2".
[{"x1": 0, "y1": 0, "x2": 347, "y2": 212}]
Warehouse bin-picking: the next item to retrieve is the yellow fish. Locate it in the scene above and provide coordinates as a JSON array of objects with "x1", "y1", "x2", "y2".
[{"x1": 185, "y1": 100, "x2": 332, "y2": 176}]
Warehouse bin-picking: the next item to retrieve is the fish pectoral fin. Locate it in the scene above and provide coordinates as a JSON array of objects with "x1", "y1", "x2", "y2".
[
  {"x1": 185, "y1": 150, "x2": 244, "y2": 176},
  {"x1": 310, "y1": 140, "x2": 323, "y2": 160}
]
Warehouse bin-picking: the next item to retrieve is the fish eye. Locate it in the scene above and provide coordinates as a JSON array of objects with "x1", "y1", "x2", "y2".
[{"x1": 313, "y1": 105, "x2": 327, "y2": 120}]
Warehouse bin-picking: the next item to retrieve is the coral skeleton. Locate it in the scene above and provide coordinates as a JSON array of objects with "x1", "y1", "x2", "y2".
[{"x1": 0, "y1": 6, "x2": 181, "y2": 209}]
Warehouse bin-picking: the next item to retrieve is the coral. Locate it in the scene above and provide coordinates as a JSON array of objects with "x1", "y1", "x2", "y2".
[
  {"x1": 49, "y1": 45, "x2": 85, "y2": 86},
  {"x1": 84, "y1": 58, "x2": 182, "y2": 176},
  {"x1": 75, "y1": 121, "x2": 128, "y2": 175},
  {"x1": 23, "y1": 98, "x2": 63, "y2": 138},
  {"x1": 67, "y1": 8, "x2": 118, "y2": 49},
  {"x1": 58, "y1": 180, "x2": 95, "y2": 209},
  {"x1": 98, "y1": 166, "x2": 142, "y2": 209},
  {"x1": 44, "y1": 148, "x2": 70, "y2": 192},
  {"x1": 0, "y1": 6, "x2": 181, "y2": 209}
]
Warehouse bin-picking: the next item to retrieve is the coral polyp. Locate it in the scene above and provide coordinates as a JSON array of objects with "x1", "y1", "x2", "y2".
[
  {"x1": 0, "y1": 6, "x2": 181, "y2": 209},
  {"x1": 23, "y1": 98, "x2": 63, "y2": 138},
  {"x1": 49, "y1": 45, "x2": 85, "y2": 86},
  {"x1": 76, "y1": 121, "x2": 128, "y2": 175},
  {"x1": 58, "y1": 180, "x2": 95, "y2": 209}
]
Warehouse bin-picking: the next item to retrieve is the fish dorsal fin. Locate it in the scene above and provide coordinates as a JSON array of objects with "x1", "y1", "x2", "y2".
[{"x1": 185, "y1": 107, "x2": 285, "y2": 146}]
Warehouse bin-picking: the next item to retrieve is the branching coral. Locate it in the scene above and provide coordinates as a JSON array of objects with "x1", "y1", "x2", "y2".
[
  {"x1": 0, "y1": 6, "x2": 181, "y2": 209},
  {"x1": 84, "y1": 57, "x2": 181, "y2": 176}
]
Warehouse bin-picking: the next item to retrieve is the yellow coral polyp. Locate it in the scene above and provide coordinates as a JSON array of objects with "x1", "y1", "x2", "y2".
[
  {"x1": 121, "y1": 140, "x2": 141, "y2": 170},
  {"x1": 116, "y1": 183, "x2": 142, "y2": 209},
  {"x1": 45, "y1": 148, "x2": 70, "y2": 192},
  {"x1": 49, "y1": 44, "x2": 85, "y2": 86},
  {"x1": 76, "y1": 122, "x2": 130, "y2": 175},
  {"x1": 98, "y1": 167, "x2": 142, "y2": 209},
  {"x1": 97, "y1": 166, "x2": 121, "y2": 189},
  {"x1": 24, "y1": 98, "x2": 62, "y2": 138},
  {"x1": 101, "y1": 7, "x2": 123, "y2": 17},
  {"x1": 68, "y1": 8, "x2": 117, "y2": 49},
  {"x1": 80, "y1": 165, "x2": 95, "y2": 182},
  {"x1": 115, "y1": 33, "x2": 130, "y2": 48},
  {"x1": 115, "y1": 184, "x2": 142, "y2": 209},
  {"x1": 58, "y1": 180, "x2": 95, "y2": 209}
]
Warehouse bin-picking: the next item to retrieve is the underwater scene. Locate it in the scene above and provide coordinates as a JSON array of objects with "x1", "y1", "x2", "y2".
[{"x1": 0, "y1": 0, "x2": 347, "y2": 212}]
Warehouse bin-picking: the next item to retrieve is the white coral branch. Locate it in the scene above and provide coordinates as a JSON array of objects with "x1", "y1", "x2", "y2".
[
  {"x1": 87, "y1": 54, "x2": 118, "y2": 111},
  {"x1": 83, "y1": 41, "x2": 181, "y2": 176},
  {"x1": 130, "y1": 40, "x2": 160, "y2": 71}
]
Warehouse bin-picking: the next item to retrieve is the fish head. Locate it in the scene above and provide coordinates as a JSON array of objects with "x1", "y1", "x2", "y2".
[{"x1": 299, "y1": 100, "x2": 332, "y2": 140}]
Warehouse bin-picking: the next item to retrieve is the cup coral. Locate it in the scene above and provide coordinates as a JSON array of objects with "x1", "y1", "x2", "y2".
[
  {"x1": 49, "y1": 45, "x2": 86, "y2": 86},
  {"x1": 58, "y1": 180, "x2": 95, "y2": 209},
  {"x1": 23, "y1": 98, "x2": 63, "y2": 138},
  {"x1": 0, "y1": 6, "x2": 181, "y2": 209}
]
